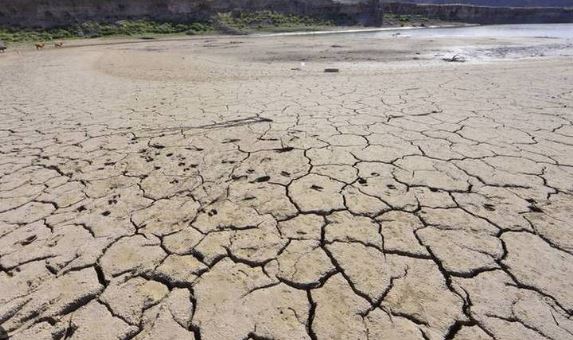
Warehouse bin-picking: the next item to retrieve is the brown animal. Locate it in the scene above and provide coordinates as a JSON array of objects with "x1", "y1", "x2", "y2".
[
  {"x1": 54, "y1": 41, "x2": 64, "y2": 48},
  {"x1": 35, "y1": 43, "x2": 45, "y2": 50}
]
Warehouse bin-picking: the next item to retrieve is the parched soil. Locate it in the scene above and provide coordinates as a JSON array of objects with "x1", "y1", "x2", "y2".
[{"x1": 1, "y1": 32, "x2": 572, "y2": 340}]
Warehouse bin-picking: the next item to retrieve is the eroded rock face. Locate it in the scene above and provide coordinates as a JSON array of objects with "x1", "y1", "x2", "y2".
[
  {"x1": 1, "y1": 33, "x2": 572, "y2": 340},
  {"x1": 1, "y1": 0, "x2": 571, "y2": 31}
]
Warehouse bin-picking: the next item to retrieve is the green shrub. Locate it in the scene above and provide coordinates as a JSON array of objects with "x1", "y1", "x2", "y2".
[
  {"x1": 0, "y1": 11, "x2": 338, "y2": 43},
  {"x1": 216, "y1": 11, "x2": 333, "y2": 32},
  {"x1": 0, "y1": 20, "x2": 215, "y2": 42},
  {"x1": 186, "y1": 22, "x2": 213, "y2": 35}
]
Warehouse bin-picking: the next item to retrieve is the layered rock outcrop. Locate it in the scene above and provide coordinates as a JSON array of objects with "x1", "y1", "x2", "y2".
[
  {"x1": 0, "y1": 0, "x2": 381, "y2": 28},
  {"x1": 1, "y1": 0, "x2": 572, "y2": 29},
  {"x1": 386, "y1": 2, "x2": 573, "y2": 24}
]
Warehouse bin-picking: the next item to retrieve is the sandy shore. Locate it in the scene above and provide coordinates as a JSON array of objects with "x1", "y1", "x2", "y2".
[{"x1": 1, "y1": 30, "x2": 572, "y2": 339}]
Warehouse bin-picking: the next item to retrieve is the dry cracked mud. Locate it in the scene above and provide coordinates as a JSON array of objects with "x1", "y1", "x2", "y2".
[{"x1": 1, "y1": 32, "x2": 572, "y2": 340}]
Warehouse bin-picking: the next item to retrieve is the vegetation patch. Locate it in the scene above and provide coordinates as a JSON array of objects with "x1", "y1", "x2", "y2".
[
  {"x1": 383, "y1": 13, "x2": 433, "y2": 26},
  {"x1": 216, "y1": 11, "x2": 334, "y2": 33},
  {"x1": 0, "y1": 11, "x2": 417, "y2": 44},
  {"x1": 0, "y1": 20, "x2": 214, "y2": 43},
  {"x1": 0, "y1": 12, "x2": 332, "y2": 43}
]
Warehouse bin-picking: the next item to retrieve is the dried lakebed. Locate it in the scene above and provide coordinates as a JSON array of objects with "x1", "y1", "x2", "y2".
[{"x1": 0, "y1": 28, "x2": 572, "y2": 340}]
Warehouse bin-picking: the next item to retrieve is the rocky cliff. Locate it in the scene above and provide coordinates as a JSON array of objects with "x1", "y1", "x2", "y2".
[
  {"x1": 0, "y1": 0, "x2": 381, "y2": 28},
  {"x1": 391, "y1": 0, "x2": 573, "y2": 7},
  {"x1": 385, "y1": 2, "x2": 573, "y2": 24},
  {"x1": 0, "y1": 0, "x2": 571, "y2": 28}
]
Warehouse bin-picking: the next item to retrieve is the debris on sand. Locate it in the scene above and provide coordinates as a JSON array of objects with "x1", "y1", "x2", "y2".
[
  {"x1": 442, "y1": 55, "x2": 466, "y2": 63},
  {"x1": 324, "y1": 68, "x2": 339, "y2": 73}
]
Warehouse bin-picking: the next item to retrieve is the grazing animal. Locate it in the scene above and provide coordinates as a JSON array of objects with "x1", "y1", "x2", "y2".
[
  {"x1": 35, "y1": 43, "x2": 45, "y2": 50},
  {"x1": 54, "y1": 41, "x2": 64, "y2": 48}
]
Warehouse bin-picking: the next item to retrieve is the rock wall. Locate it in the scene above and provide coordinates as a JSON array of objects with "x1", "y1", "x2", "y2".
[
  {"x1": 391, "y1": 0, "x2": 573, "y2": 8},
  {"x1": 0, "y1": 0, "x2": 571, "y2": 28},
  {"x1": 0, "y1": 0, "x2": 381, "y2": 28},
  {"x1": 385, "y1": 2, "x2": 573, "y2": 24}
]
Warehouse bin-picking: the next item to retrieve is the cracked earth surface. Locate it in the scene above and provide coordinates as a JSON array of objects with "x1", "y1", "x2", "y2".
[{"x1": 1, "y1": 33, "x2": 572, "y2": 340}]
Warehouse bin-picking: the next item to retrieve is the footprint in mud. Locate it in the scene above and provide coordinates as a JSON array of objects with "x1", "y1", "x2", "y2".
[
  {"x1": 483, "y1": 203, "x2": 496, "y2": 211},
  {"x1": 275, "y1": 147, "x2": 294, "y2": 153},
  {"x1": 19, "y1": 235, "x2": 37, "y2": 246}
]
